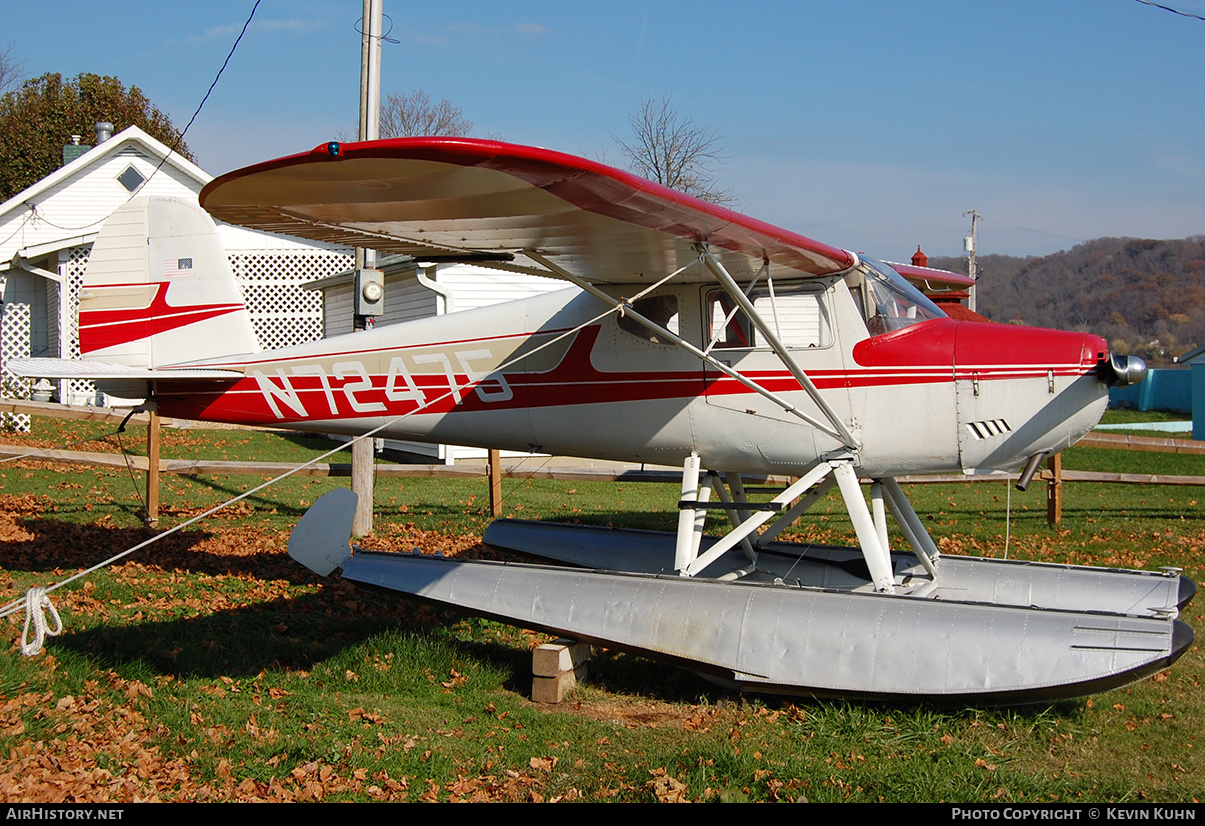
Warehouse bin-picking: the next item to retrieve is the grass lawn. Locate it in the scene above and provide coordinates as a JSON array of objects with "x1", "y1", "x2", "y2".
[
  {"x1": 0, "y1": 417, "x2": 1201, "y2": 802},
  {"x1": 1099, "y1": 409, "x2": 1192, "y2": 425},
  {"x1": 1097, "y1": 408, "x2": 1194, "y2": 438}
]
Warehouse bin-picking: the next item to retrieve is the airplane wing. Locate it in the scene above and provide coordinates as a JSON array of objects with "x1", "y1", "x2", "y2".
[{"x1": 200, "y1": 138, "x2": 861, "y2": 284}]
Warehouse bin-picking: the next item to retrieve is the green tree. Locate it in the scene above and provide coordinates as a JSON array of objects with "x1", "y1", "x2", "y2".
[{"x1": 0, "y1": 72, "x2": 194, "y2": 201}]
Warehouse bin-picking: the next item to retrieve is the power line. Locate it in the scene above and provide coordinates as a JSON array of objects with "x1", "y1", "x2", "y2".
[
  {"x1": 978, "y1": 216, "x2": 1086, "y2": 245},
  {"x1": 5, "y1": 5, "x2": 264, "y2": 297},
  {"x1": 174, "y1": 0, "x2": 263, "y2": 152},
  {"x1": 134, "y1": 0, "x2": 262, "y2": 195},
  {"x1": 1132, "y1": 0, "x2": 1205, "y2": 22}
]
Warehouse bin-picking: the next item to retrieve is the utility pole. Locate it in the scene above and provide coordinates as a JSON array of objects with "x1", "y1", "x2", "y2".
[
  {"x1": 352, "y1": 0, "x2": 384, "y2": 536},
  {"x1": 964, "y1": 210, "x2": 979, "y2": 313}
]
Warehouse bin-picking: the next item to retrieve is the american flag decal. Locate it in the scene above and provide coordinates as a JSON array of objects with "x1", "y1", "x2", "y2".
[{"x1": 165, "y1": 258, "x2": 194, "y2": 277}]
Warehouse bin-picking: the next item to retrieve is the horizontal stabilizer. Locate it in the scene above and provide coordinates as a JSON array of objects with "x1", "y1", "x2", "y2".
[{"x1": 6, "y1": 358, "x2": 243, "y2": 381}]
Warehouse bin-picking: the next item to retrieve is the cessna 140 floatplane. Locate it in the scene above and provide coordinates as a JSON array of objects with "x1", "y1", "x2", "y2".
[{"x1": 11, "y1": 137, "x2": 1193, "y2": 703}]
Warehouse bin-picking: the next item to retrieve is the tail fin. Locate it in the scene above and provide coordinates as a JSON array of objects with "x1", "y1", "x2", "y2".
[{"x1": 79, "y1": 196, "x2": 259, "y2": 367}]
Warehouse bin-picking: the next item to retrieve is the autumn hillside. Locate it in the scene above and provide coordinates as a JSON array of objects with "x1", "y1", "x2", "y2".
[{"x1": 930, "y1": 236, "x2": 1205, "y2": 363}]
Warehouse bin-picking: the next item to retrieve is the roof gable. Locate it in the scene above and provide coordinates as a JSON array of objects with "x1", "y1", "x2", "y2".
[
  {"x1": 0, "y1": 126, "x2": 214, "y2": 264},
  {"x1": 0, "y1": 125, "x2": 210, "y2": 220},
  {"x1": 1177, "y1": 343, "x2": 1205, "y2": 365}
]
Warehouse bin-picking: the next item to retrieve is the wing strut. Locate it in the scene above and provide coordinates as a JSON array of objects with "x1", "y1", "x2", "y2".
[
  {"x1": 520, "y1": 251, "x2": 849, "y2": 442},
  {"x1": 697, "y1": 245, "x2": 861, "y2": 452}
]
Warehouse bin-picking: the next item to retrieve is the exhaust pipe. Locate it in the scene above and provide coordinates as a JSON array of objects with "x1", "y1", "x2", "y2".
[{"x1": 1015, "y1": 451, "x2": 1049, "y2": 492}]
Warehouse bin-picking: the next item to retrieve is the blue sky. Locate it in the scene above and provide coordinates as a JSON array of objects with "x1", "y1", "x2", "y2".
[{"x1": 5, "y1": 1, "x2": 1204, "y2": 258}]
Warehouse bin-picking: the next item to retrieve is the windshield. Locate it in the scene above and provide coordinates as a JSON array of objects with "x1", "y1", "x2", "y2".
[{"x1": 853, "y1": 258, "x2": 946, "y2": 335}]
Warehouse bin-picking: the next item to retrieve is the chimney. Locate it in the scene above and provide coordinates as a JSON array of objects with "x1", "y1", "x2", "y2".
[
  {"x1": 95, "y1": 122, "x2": 114, "y2": 144},
  {"x1": 911, "y1": 245, "x2": 928, "y2": 268},
  {"x1": 61, "y1": 134, "x2": 87, "y2": 167}
]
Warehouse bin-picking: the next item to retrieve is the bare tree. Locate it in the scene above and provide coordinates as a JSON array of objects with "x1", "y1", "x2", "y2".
[
  {"x1": 379, "y1": 90, "x2": 474, "y2": 138},
  {"x1": 613, "y1": 93, "x2": 733, "y2": 206},
  {"x1": 0, "y1": 43, "x2": 25, "y2": 96}
]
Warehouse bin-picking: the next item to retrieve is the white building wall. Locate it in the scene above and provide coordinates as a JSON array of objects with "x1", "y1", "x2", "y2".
[
  {"x1": 318, "y1": 274, "x2": 440, "y2": 337},
  {"x1": 436, "y1": 264, "x2": 567, "y2": 312},
  {"x1": 382, "y1": 279, "x2": 440, "y2": 326},
  {"x1": 321, "y1": 285, "x2": 354, "y2": 338},
  {"x1": 0, "y1": 147, "x2": 201, "y2": 265}
]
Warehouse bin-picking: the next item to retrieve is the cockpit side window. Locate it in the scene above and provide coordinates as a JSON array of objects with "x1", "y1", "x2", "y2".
[
  {"x1": 708, "y1": 292, "x2": 753, "y2": 348},
  {"x1": 706, "y1": 283, "x2": 832, "y2": 349},
  {"x1": 617, "y1": 294, "x2": 679, "y2": 344}
]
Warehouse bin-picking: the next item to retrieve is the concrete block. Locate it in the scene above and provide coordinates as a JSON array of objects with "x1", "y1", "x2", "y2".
[
  {"x1": 533, "y1": 638, "x2": 592, "y2": 677},
  {"x1": 531, "y1": 638, "x2": 592, "y2": 703},
  {"x1": 532, "y1": 670, "x2": 581, "y2": 704}
]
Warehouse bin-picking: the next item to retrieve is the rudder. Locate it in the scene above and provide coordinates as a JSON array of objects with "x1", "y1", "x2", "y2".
[{"x1": 79, "y1": 197, "x2": 260, "y2": 367}]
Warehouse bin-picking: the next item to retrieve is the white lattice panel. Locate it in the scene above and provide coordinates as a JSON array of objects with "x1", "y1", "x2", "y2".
[
  {"x1": 230, "y1": 250, "x2": 350, "y2": 350},
  {"x1": 60, "y1": 246, "x2": 96, "y2": 405},
  {"x1": 13, "y1": 245, "x2": 350, "y2": 414},
  {"x1": 1, "y1": 301, "x2": 32, "y2": 431}
]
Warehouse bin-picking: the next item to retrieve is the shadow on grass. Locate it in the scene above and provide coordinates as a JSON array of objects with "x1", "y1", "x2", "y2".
[
  {"x1": 50, "y1": 577, "x2": 712, "y2": 705},
  {"x1": 55, "y1": 580, "x2": 464, "y2": 679},
  {"x1": 2, "y1": 516, "x2": 313, "y2": 583},
  {"x1": 53, "y1": 590, "x2": 746, "y2": 707},
  {"x1": 6, "y1": 514, "x2": 1172, "y2": 717},
  {"x1": 160, "y1": 474, "x2": 320, "y2": 521}
]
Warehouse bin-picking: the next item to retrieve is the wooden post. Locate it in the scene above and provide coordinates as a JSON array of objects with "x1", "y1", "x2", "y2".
[
  {"x1": 1046, "y1": 453, "x2": 1062, "y2": 526},
  {"x1": 145, "y1": 410, "x2": 160, "y2": 528},
  {"x1": 352, "y1": 438, "x2": 374, "y2": 536},
  {"x1": 488, "y1": 448, "x2": 503, "y2": 517}
]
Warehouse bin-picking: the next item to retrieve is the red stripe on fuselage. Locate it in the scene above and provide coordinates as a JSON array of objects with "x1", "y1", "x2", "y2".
[{"x1": 154, "y1": 320, "x2": 1104, "y2": 427}]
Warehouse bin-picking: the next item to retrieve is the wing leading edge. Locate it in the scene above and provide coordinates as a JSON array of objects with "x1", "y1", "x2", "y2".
[{"x1": 200, "y1": 138, "x2": 860, "y2": 284}]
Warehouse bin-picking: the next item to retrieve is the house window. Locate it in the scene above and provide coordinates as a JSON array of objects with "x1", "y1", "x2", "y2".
[{"x1": 117, "y1": 165, "x2": 146, "y2": 193}]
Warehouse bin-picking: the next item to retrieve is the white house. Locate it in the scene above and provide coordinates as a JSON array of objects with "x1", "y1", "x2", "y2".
[{"x1": 0, "y1": 125, "x2": 351, "y2": 426}]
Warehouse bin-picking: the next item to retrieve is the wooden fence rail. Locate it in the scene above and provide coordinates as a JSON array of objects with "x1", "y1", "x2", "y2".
[
  {"x1": 1078, "y1": 431, "x2": 1205, "y2": 455},
  {"x1": 2, "y1": 398, "x2": 1201, "y2": 528}
]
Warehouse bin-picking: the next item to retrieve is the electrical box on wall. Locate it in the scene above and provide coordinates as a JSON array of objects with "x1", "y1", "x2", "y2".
[{"x1": 355, "y1": 268, "x2": 384, "y2": 316}]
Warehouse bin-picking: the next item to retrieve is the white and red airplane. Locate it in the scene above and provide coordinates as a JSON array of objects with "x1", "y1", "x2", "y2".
[{"x1": 12, "y1": 138, "x2": 1191, "y2": 702}]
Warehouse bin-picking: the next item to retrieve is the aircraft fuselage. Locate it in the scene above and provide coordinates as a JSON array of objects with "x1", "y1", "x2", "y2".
[{"x1": 155, "y1": 273, "x2": 1110, "y2": 478}]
